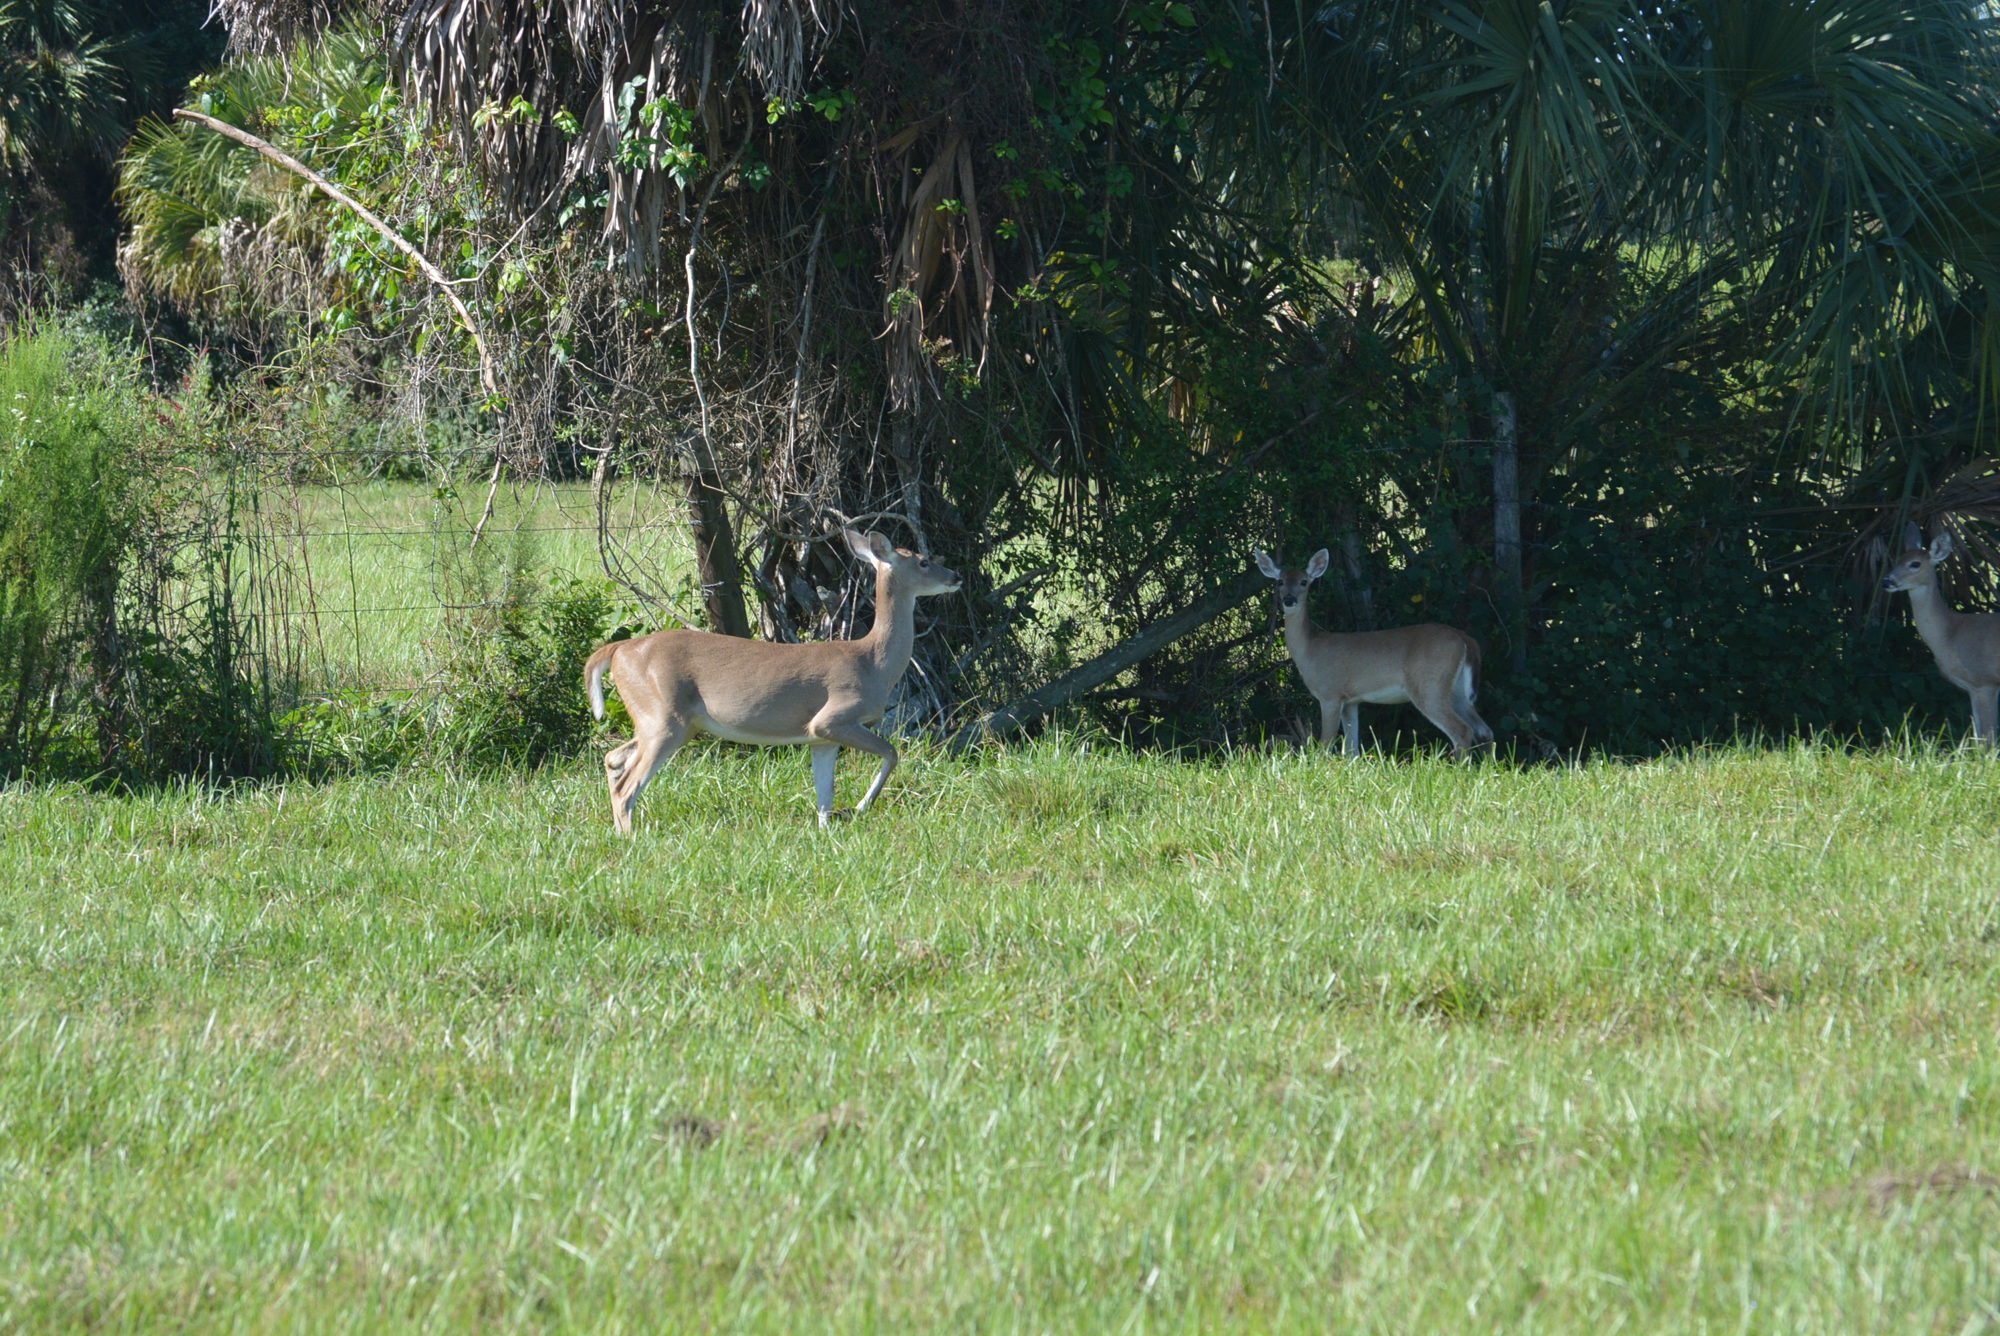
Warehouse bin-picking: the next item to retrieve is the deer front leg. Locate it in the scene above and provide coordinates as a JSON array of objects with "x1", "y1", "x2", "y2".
[
  {"x1": 811, "y1": 720, "x2": 899, "y2": 817},
  {"x1": 1971, "y1": 685, "x2": 2000, "y2": 748},
  {"x1": 811, "y1": 744, "x2": 840, "y2": 828},
  {"x1": 1340, "y1": 701, "x2": 1363, "y2": 757}
]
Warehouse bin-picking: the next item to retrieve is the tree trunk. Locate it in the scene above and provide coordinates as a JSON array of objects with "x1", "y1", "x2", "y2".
[
  {"x1": 1491, "y1": 388, "x2": 1526, "y2": 673},
  {"x1": 1337, "y1": 501, "x2": 1375, "y2": 628},
  {"x1": 683, "y1": 462, "x2": 752, "y2": 639}
]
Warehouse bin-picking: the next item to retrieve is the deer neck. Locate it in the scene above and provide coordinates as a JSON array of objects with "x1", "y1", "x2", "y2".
[
  {"x1": 1281, "y1": 600, "x2": 1322, "y2": 660},
  {"x1": 861, "y1": 567, "x2": 918, "y2": 677},
  {"x1": 1905, "y1": 581, "x2": 1965, "y2": 656}
]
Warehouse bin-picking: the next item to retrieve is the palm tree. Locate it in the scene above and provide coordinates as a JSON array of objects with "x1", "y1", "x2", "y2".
[
  {"x1": 371, "y1": 0, "x2": 1282, "y2": 656},
  {"x1": 1274, "y1": 0, "x2": 2000, "y2": 668},
  {"x1": 118, "y1": 30, "x2": 392, "y2": 339},
  {"x1": 0, "y1": 0, "x2": 220, "y2": 293},
  {"x1": 171, "y1": 0, "x2": 2000, "y2": 741}
]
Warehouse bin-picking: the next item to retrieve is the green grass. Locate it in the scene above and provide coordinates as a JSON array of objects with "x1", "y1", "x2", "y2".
[{"x1": 3, "y1": 739, "x2": 1999, "y2": 1332}]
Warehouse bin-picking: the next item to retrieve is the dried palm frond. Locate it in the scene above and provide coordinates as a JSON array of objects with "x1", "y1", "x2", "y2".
[
  {"x1": 208, "y1": 0, "x2": 386, "y2": 56},
  {"x1": 880, "y1": 133, "x2": 994, "y2": 408},
  {"x1": 392, "y1": 0, "x2": 840, "y2": 266}
]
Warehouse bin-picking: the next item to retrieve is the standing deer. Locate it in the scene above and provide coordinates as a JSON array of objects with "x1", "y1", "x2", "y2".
[
  {"x1": 1882, "y1": 522, "x2": 2000, "y2": 746},
  {"x1": 583, "y1": 529, "x2": 962, "y2": 833},
  {"x1": 1254, "y1": 547, "x2": 1494, "y2": 757}
]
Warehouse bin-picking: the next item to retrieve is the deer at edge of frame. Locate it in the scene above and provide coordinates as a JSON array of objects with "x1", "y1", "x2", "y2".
[{"x1": 1882, "y1": 522, "x2": 2000, "y2": 746}]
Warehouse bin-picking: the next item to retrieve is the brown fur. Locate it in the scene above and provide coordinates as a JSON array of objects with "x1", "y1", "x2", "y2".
[
  {"x1": 1255, "y1": 547, "x2": 1494, "y2": 757},
  {"x1": 584, "y1": 530, "x2": 961, "y2": 833}
]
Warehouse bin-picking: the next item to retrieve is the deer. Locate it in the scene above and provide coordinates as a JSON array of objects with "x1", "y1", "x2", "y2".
[
  {"x1": 583, "y1": 529, "x2": 962, "y2": 833},
  {"x1": 1254, "y1": 547, "x2": 1494, "y2": 757},
  {"x1": 1881, "y1": 522, "x2": 2000, "y2": 746}
]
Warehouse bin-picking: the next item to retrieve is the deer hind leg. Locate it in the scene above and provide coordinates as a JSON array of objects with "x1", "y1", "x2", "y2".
[
  {"x1": 810, "y1": 720, "x2": 899, "y2": 818},
  {"x1": 604, "y1": 738, "x2": 638, "y2": 783},
  {"x1": 1411, "y1": 674, "x2": 1485, "y2": 759},
  {"x1": 1450, "y1": 660, "x2": 1496, "y2": 755},
  {"x1": 603, "y1": 738, "x2": 637, "y2": 829},
  {"x1": 1412, "y1": 656, "x2": 1498, "y2": 759},
  {"x1": 607, "y1": 715, "x2": 690, "y2": 835}
]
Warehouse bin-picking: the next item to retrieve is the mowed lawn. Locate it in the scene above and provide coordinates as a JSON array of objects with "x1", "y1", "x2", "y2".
[{"x1": 3, "y1": 741, "x2": 1998, "y2": 1332}]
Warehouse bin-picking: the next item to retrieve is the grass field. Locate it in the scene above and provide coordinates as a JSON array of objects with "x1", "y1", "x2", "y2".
[{"x1": 4, "y1": 739, "x2": 1999, "y2": 1332}]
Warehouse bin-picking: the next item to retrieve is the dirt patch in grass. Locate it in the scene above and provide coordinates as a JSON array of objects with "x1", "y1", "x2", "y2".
[
  {"x1": 792, "y1": 1100, "x2": 869, "y2": 1151},
  {"x1": 660, "y1": 1112, "x2": 724, "y2": 1148},
  {"x1": 1857, "y1": 1166, "x2": 2000, "y2": 1213},
  {"x1": 1381, "y1": 841, "x2": 1522, "y2": 873},
  {"x1": 1714, "y1": 964, "x2": 1800, "y2": 1010}
]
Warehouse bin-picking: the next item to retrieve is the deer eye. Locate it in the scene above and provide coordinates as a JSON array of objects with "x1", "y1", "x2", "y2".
[{"x1": 919, "y1": 558, "x2": 931, "y2": 568}]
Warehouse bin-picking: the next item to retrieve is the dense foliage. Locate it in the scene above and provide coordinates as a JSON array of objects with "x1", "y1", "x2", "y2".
[
  {"x1": 2, "y1": 0, "x2": 1997, "y2": 775},
  {"x1": 0, "y1": 0, "x2": 219, "y2": 302},
  {"x1": 0, "y1": 322, "x2": 275, "y2": 780}
]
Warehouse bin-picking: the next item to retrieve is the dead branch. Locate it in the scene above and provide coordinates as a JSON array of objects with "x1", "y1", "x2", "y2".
[{"x1": 947, "y1": 570, "x2": 1265, "y2": 753}]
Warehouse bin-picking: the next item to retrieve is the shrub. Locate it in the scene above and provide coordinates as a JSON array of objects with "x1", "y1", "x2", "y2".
[
  {"x1": 433, "y1": 543, "x2": 630, "y2": 767},
  {"x1": 0, "y1": 325, "x2": 158, "y2": 775},
  {"x1": 0, "y1": 322, "x2": 279, "y2": 782}
]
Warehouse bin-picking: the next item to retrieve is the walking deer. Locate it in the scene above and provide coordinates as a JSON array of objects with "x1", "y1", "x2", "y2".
[
  {"x1": 583, "y1": 529, "x2": 961, "y2": 833},
  {"x1": 1882, "y1": 523, "x2": 2000, "y2": 746},
  {"x1": 1254, "y1": 547, "x2": 1494, "y2": 757}
]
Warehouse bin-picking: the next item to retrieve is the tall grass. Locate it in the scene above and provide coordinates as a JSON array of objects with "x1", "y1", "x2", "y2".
[
  {"x1": 0, "y1": 324, "x2": 149, "y2": 772},
  {"x1": 0, "y1": 322, "x2": 272, "y2": 782},
  {"x1": 1, "y1": 740, "x2": 1996, "y2": 1331}
]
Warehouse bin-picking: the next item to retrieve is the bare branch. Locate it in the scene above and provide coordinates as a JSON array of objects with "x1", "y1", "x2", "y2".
[{"x1": 171, "y1": 107, "x2": 497, "y2": 401}]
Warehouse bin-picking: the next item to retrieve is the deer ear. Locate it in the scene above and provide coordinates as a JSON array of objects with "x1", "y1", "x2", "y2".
[
  {"x1": 1904, "y1": 521, "x2": 1923, "y2": 551},
  {"x1": 844, "y1": 528, "x2": 891, "y2": 568},
  {"x1": 1253, "y1": 549, "x2": 1281, "y2": 580},
  {"x1": 1931, "y1": 531, "x2": 1955, "y2": 563},
  {"x1": 1304, "y1": 549, "x2": 1330, "y2": 580}
]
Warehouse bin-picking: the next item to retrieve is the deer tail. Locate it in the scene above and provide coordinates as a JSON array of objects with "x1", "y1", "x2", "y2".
[{"x1": 583, "y1": 641, "x2": 623, "y2": 720}]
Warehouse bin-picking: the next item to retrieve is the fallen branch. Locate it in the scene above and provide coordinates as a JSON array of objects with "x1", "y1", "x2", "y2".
[{"x1": 947, "y1": 570, "x2": 1265, "y2": 753}]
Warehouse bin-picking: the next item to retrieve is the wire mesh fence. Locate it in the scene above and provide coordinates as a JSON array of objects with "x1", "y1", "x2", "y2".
[{"x1": 219, "y1": 441, "x2": 699, "y2": 699}]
